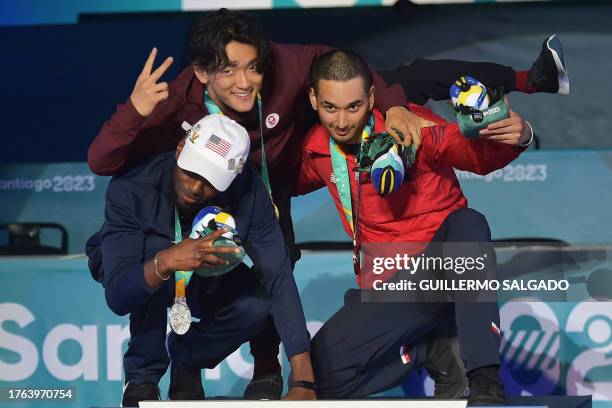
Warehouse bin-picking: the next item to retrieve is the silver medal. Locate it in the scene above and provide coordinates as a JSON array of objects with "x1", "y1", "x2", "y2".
[{"x1": 169, "y1": 298, "x2": 191, "y2": 335}]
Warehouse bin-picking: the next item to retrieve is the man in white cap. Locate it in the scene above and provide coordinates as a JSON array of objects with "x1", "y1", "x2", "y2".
[{"x1": 97, "y1": 114, "x2": 315, "y2": 405}]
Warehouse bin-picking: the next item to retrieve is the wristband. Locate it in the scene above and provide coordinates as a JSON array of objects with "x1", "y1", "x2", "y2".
[
  {"x1": 517, "y1": 120, "x2": 534, "y2": 147},
  {"x1": 289, "y1": 380, "x2": 317, "y2": 391}
]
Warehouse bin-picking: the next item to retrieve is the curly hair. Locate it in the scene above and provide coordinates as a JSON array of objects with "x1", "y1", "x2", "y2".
[{"x1": 189, "y1": 8, "x2": 270, "y2": 74}]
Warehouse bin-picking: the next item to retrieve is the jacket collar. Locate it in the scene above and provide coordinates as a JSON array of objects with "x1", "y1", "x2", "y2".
[{"x1": 304, "y1": 108, "x2": 386, "y2": 156}]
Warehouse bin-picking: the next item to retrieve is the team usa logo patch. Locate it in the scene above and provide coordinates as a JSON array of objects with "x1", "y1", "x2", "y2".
[
  {"x1": 400, "y1": 344, "x2": 411, "y2": 365},
  {"x1": 228, "y1": 158, "x2": 246, "y2": 173},
  {"x1": 265, "y1": 113, "x2": 280, "y2": 129},
  {"x1": 205, "y1": 134, "x2": 232, "y2": 157}
]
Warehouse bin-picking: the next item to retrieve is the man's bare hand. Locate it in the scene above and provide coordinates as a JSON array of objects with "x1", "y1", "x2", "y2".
[
  {"x1": 385, "y1": 106, "x2": 435, "y2": 150},
  {"x1": 130, "y1": 47, "x2": 174, "y2": 117},
  {"x1": 158, "y1": 229, "x2": 240, "y2": 273},
  {"x1": 478, "y1": 97, "x2": 532, "y2": 146},
  {"x1": 282, "y1": 352, "x2": 316, "y2": 400}
]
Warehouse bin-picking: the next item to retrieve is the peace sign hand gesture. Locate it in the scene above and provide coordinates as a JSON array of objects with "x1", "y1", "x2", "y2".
[{"x1": 130, "y1": 47, "x2": 174, "y2": 117}]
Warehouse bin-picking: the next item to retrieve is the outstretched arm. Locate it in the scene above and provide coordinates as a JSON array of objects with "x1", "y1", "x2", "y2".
[{"x1": 421, "y1": 102, "x2": 532, "y2": 175}]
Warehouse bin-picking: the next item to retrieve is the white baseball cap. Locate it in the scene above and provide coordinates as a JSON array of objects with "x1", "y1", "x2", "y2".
[{"x1": 177, "y1": 114, "x2": 250, "y2": 192}]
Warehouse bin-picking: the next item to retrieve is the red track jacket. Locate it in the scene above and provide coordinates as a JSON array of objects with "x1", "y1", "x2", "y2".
[{"x1": 295, "y1": 105, "x2": 526, "y2": 246}]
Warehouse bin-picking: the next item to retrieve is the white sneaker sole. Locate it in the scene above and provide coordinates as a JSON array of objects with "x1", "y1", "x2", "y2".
[
  {"x1": 121, "y1": 381, "x2": 130, "y2": 407},
  {"x1": 546, "y1": 35, "x2": 570, "y2": 95}
]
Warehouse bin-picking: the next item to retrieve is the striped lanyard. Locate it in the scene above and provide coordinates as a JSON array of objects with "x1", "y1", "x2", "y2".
[
  {"x1": 204, "y1": 91, "x2": 278, "y2": 218},
  {"x1": 174, "y1": 208, "x2": 192, "y2": 299},
  {"x1": 329, "y1": 114, "x2": 375, "y2": 274}
]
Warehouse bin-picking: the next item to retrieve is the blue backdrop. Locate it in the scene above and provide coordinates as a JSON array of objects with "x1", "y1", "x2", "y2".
[
  {"x1": 1, "y1": 251, "x2": 611, "y2": 407},
  {"x1": 1, "y1": 152, "x2": 612, "y2": 406}
]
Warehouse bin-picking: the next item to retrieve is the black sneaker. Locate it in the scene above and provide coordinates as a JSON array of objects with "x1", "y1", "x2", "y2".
[
  {"x1": 121, "y1": 382, "x2": 160, "y2": 407},
  {"x1": 425, "y1": 336, "x2": 468, "y2": 399},
  {"x1": 527, "y1": 34, "x2": 569, "y2": 95},
  {"x1": 243, "y1": 372, "x2": 283, "y2": 400},
  {"x1": 168, "y1": 364, "x2": 205, "y2": 400},
  {"x1": 467, "y1": 365, "x2": 505, "y2": 406}
]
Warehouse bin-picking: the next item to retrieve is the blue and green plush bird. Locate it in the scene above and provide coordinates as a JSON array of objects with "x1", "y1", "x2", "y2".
[{"x1": 358, "y1": 132, "x2": 416, "y2": 197}]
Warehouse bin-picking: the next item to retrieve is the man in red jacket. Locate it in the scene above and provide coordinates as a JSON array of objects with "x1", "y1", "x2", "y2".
[{"x1": 295, "y1": 49, "x2": 533, "y2": 405}]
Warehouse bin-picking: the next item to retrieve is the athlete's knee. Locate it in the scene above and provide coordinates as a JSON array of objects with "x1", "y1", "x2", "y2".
[
  {"x1": 233, "y1": 294, "x2": 269, "y2": 329},
  {"x1": 448, "y1": 208, "x2": 491, "y2": 239},
  {"x1": 311, "y1": 331, "x2": 358, "y2": 398}
]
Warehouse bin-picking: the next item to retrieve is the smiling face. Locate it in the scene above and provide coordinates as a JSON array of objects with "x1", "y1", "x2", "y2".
[
  {"x1": 194, "y1": 41, "x2": 263, "y2": 114},
  {"x1": 309, "y1": 76, "x2": 375, "y2": 145}
]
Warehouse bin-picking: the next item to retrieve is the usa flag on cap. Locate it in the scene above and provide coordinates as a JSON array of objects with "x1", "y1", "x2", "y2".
[{"x1": 205, "y1": 134, "x2": 232, "y2": 157}]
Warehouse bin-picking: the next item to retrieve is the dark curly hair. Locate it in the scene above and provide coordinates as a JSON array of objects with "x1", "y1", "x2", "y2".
[{"x1": 189, "y1": 8, "x2": 270, "y2": 74}]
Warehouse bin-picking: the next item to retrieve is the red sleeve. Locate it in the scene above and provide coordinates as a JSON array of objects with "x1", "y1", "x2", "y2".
[
  {"x1": 293, "y1": 127, "x2": 326, "y2": 196},
  {"x1": 293, "y1": 152, "x2": 326, "y2": 196},
  {"x1": 87, "y1": 96, "x2": 182, "y2": 176},
  {"x1": 421, "y1": 123, "x2": 526, "y2": 175},
  {"x1": 291, "y1": 43, "x2": 407, "y2": 114},
  {"x1": 406, "y1": 102, "x2": 448, "y2": 124}
]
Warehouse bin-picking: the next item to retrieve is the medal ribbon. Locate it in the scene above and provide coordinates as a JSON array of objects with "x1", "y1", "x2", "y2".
[
  {"x1": 329, "y1": 114, "x2": 375, "y2": 274},
  {"x1": 330, "y1": 114, "x2": 374, "y2": 232},
  {"x1": 204, "y1": 91, "x2": 278, "y2": 217},
  {"x1": 174, "y1": 208, "x2": 193, "y2": 298}
]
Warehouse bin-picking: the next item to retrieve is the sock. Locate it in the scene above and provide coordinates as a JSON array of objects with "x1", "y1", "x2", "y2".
[
  {"x1": 514, "y1": 70, "x2": 537, "y2": 93},
  {"x1": 253, "y1": 357, "x2": 281, "y2": 378}
]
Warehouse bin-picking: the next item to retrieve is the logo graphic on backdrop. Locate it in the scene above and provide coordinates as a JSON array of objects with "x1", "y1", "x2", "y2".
[
  {"x1": 0, "y1": 175, "x2": 95, "y2": 193},
  {"x1": 2, "y1": 301, "x2": 610, "y2": 402},
  {"x1": 455, "y1": 163, "x2": 548, "y2": 183},
  {"x1": 499, "y1": 301, "x2": 612, "y2": 401}
]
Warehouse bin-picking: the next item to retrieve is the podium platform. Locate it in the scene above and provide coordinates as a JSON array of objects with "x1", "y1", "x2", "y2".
[
  {"x1": 139, "y1": 402, "x2": 467, "y2": 408},
  {"x1": 135, "y1": 396, "x2": 591, "y2": 408},
  {"x1": 505, "y1": 396, "x2": 591, "y2": 408}
]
